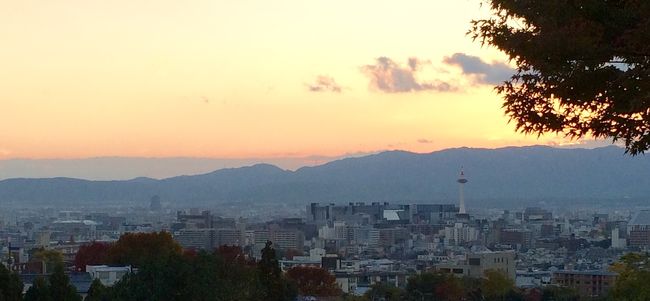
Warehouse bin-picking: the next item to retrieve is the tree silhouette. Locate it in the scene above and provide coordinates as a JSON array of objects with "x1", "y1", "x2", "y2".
[
  {"x1": 471, "y1": 1, "x2": 650, "y2": 154},
  {"x1": 24, "y1": 276, "x2": 52, "y2": 301},
  {"x1": 258, "y1": 241, "x2": 296, "y2": 301},
  {"x1": 0, "y1": 264, "x2": 23, "y2": 301},
  {"x1": 49, "y1": 264, "x2": 82, "y2": 301}
]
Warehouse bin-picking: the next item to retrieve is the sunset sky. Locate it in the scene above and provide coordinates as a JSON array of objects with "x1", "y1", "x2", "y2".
[{"x1": 1, "y1": 0, "x2": 609, "y2": 164}]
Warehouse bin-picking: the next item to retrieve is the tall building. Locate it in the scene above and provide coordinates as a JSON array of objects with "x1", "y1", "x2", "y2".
[
  {"x1": 443, "y1": 223, "x2": 479, "y2": 246},
  {"x1": 149, "y1": 195, "x2": 162, "y2": 211},
  {"x1": 628, "y1": 210, "x2": 650, "y2": 248},
  {"x1": 457, "y1": 169, "x2": 468, "y2": 215}
]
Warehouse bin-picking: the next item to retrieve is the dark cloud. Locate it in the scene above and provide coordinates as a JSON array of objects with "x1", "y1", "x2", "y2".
[
  {"x1": 361, "y1": 57, "x2": 455, "y2": 93},
  {"x1": 306, "y1": 75, "x2": 342, "y2": 93},
  {"x1": 443, "y1": 53, "x2": 514, "y2": 85},
  {"x1": 417, "y1": 139, "x2": 433, "y2": 144}
]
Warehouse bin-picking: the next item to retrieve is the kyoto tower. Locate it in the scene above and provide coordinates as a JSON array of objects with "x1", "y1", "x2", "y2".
[{"x1": 457, "y1": 168, "x2": 468, "y2": 214}]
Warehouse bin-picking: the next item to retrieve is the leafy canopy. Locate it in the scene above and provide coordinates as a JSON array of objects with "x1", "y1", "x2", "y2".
[
  {"x1": 286, "y1": 266, "x2": 342, "y2": 297},
  {"x1": 471, "y1": 0, "x2": 650, "y2": 154},
  {"x1": 609, "y1": 252, "x2": 650, "y2": 300}
]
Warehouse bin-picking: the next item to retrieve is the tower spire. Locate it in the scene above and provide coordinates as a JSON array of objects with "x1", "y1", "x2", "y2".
[{"x1": 457, "y1": 167, "x2": 468, "y2": 214}]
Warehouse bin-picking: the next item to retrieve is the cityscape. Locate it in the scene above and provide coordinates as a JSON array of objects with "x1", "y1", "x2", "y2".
[
  {"x1": 2, "y1": 0, "x2": 650, "y2": 300},
  {"x1": 1, "y1": 162, "x2": 648, "y2": 300}
]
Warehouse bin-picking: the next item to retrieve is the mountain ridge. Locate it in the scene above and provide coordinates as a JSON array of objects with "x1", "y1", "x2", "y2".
[{"x1": 0, "y1": 145, "x2": 647, "y2": 207}]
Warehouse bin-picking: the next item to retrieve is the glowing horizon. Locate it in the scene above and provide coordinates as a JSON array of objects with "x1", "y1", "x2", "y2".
[{"x1": 0, "y1": 1, "x2": 606, "y2": 161}]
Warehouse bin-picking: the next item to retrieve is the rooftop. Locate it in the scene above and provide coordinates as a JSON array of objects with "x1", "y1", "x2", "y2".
[{"x1": 629, "y1": 210, "x2": 650, "y2": 226}]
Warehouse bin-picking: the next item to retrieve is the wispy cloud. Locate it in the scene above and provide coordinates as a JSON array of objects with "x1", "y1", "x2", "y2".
[
  {"x1": 417, "y1": 139, "x2": 433, "y2": 144},
  {"x1": 361, "y1": 57, "x2": 455, "y2": 93},
  {"x1": 443, "y1": 53, "x2": 514, "y2": 85},
  {"x1": 306, "y1": 75, "x2": 342, "y2": 93}
]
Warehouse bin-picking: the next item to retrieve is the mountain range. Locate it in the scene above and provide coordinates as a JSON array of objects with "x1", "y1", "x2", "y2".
[{"x1": 0, "y1": 145, "x2": 648, "y2": 207}]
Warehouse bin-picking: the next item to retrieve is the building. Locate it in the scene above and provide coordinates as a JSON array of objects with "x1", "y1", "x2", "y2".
[
  {"x1": 174, "y1": 228, "x2": 215, "y2": 249},
  {"x1": 553, "y1": 270, "x2": 617, "y2": 298},
  {"x1": 499, "y1": 228, "x2": 533, "y2": 249},
  {"x1": 254, "y1": 228, "x2": 304, "y2": 251},
  {"x1": 86, "y1": 265, "x2": 132, "y2": 286},
  {"x1": 611, "y1": 227, "x2": 627, "y2": 249},
  {"x1": 175, "y1": 210, "x2": 213, "y2": 229},
  {"x1": 409, "y1": 204, "x2": 458, "y2": 224},
  {"x1": 436, "y1": 250, "x2": 516, "y2": 281},
  {"x1": 523, "y1": 207, "x2": 553, "y2": 221},
  {"x1": 443, "y1": 223, "x2": 479, "y2": 246},
  {"x1": 628, "y1": 210, "x2": 650, "y2": 248}
]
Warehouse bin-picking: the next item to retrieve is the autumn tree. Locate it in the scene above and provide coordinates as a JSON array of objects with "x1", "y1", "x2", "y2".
[
  {"x1": 74, "y1": 241, "x2": 112, "y2": 271},
  {"x1": 106, "y1": 231, "x2": 182, "y2": 266},
  {"x1": 609, "y1": 252, "x2": 650, "y2": 300},
  {"x1": 31, "y1": 248, "x2": 64, "y2": 274},
  {"x1": 0, "y1": 264, "x2": 23, "y2": 301},
  {"x1": 216, "y1": 245, "x2": 251, "y2": 265},
  {"x1": 470, "y1": 1, "x2": 650, "y2": 154},
  {"x1": 286, "y1": 266, "x2": 342, "y2": 297}
]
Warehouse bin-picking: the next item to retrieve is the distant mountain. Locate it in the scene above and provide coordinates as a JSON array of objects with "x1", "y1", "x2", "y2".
[{"x1": 0, "y1": 146, "x2": 648, "y2": 207}]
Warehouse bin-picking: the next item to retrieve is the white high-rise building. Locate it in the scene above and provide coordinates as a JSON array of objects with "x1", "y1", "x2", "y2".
[
  {"x1": 457, "y1": 169, "x2": 468, "y2": 214},
  {"x1": 611, "y1": 227, "x2": 627, "y2": 249}
]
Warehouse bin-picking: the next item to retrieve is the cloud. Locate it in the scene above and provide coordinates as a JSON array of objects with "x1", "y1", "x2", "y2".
[
  {"x1": 306, "y1": 75, "x2": 342, "y2": 93},
  {"x1": 417, "y1": 139, "x2": 433, "y2": 144},
  {"x1": 361, "y1": 57, "x2": 455, "y2": 93},
  {"x1": 443, "y1": 53, "x2": 514, "y2": 85}
]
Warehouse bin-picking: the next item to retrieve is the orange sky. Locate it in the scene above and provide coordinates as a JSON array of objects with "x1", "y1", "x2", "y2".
[{"x1": 0, "y1": 0, "x2": 606, "y2": 160}]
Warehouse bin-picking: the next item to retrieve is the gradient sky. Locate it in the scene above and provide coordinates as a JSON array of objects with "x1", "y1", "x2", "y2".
[{"x1": 0, "y1": 0, "x2": 608, "y2": 162}]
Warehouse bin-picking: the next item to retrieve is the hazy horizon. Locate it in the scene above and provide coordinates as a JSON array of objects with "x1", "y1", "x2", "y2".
[{"x1": 0, "y1": 141, "x2": 619, "y2": 180}]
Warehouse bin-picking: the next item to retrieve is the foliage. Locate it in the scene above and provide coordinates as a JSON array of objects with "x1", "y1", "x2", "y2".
[
  {"x1": 23, "y1": 276, "x2": 51, "y2": 301},
  {"x1": 106, "y1": 231, "x2": 182, "y2": 267},
  {"x1": 49, "y1": 264, "x2": 82, "y2": 301},
  {"x1": 215, "y1": 245, "x2": 253, "y2": 266},
  {"x1": 31, "y1": 248, "x2": 64, "y2": 274},
  {"x1": 258, "y1": 241, "x2": 297, "y2": 301},
  {"x1": 539, "y1": 286, "x2": 579, "y2": 301},
  {"x1": 470, "y1": 0, "x2": 650, "y2": 154},
  {"x1": 404, "y1": 272, "x2": 463, "y2": 301},
  {"x1": 609, "y1": 252, "x2": 650, "y2": 301},
  {"x1": 482, "y1": 269, "x2": 515, "y2": 301},
  {"x1": 109, "y1": 250, "x2": 264, "y2": 301},
  {"x1": 74, "y1": 241, "x2": 112, "y2": 271},
  {"x1": 0, "y1": 264, "x2": 23, "y2": 301},
  {"x1": 363, "y1": 283, "x2": 404, "y2": 301},
  {"x1": 286, "y1": 266, "x2": 342, "y2": 297},
  {"x1": 85, "y1": 279, "x2": 108, "y2": 301}
]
